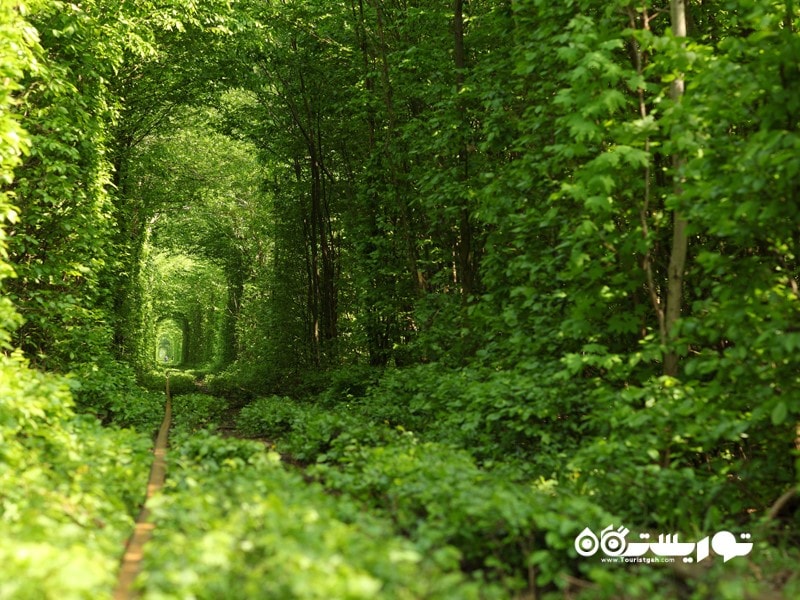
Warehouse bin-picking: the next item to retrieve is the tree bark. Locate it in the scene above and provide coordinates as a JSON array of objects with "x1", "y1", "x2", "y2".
[{"x1": 664, "y1": 0, "x2": 689, "y2": 377}]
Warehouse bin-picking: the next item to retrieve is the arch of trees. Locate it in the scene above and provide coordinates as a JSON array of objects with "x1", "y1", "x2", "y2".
[
  {"x1": 1, "y1": 0, "x2": 798, "y2": 596},
  {"x1": 1, "y1": 0, "x2": 796, "y2": 509},
  {"x1": 139, "y1": 250, "x2": 229, "y2": 371},
  {"x1": 154, "y1": 316, "x2": 186, "y2": 367}
]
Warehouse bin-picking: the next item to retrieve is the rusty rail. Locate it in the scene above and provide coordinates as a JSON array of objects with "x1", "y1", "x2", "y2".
[{"x1": 114, "y1": 373, "x2": 172, "y2": 599}]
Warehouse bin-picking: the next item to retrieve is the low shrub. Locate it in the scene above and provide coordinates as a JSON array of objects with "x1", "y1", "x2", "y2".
[
  {"x1": 237, "y1": 392, "x2": 609, "y2": 594},
  {"x1": 110, "y1": 389, "x2": 167, "y2": 434},
  {"x1": 315, "y1": 364, "x2": 382, "y2": 407},
  {"x1": 236, "y1": 395, "x2": 393, "y2": 462},
  {"x1": 311, "y1": 434, "x2": 615, "y2": 595},
  {"x1": 138, "y1": 429, "x2": 502, "y2": 599},
  {"x1": 253, "y1": 366, "x2": 800, "y2": 599},
  {"x1": 138, "y1": 369, "x2": 198, "y2": 395},
  {"x1": 204, "y1": 362, "x2": 269, "y2": 401},
  {"x1": 137, "y1": 368, "x2": 170, "y2": 392},
  {"x1": 171, "y1": 393, "x2": 229, "y2": 432},
  {"x1": 166, "y1": 370, "x2": 199, "y2": 395},
  {"x1": 236, "y1": 395, "x2": 303, "y2": 438},
  {"x1": 0, "y1": 352, "x2": 152, "y2": 598}
]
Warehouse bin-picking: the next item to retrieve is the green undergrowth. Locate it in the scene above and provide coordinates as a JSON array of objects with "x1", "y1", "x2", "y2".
[
  {"x1": 170, "y1": 392, "x2": 229, "y2": 432},
  {"x1": 237, "y1": 394, "x2": 610, "y2": 595},
  {"x1": 233, "y1": 364, "x2": 800, "y2": 599},
  {"x1": 138, "y1": 404, "x2": 502, "y2": 599},
  {"x1": 138, "y1": 369, "x2": 199, "y2": 396},
  {"x1": 0, "y1": 352, "x2": 153, "y2": 599},
  {"x1": 110, "y1": 389, "x2": 169, "y2": 434}
]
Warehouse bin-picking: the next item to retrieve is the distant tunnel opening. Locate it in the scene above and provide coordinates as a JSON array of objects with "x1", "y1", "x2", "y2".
[
  {"x1": 142, "y1": 251, "x2": 230, "y2": 372},
  {"x1": 155, "y1": 317, "x2": 186, "y2": 367}
]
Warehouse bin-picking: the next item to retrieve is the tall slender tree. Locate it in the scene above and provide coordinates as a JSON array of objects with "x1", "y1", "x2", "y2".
[{"x1": 663, "y1": 0, "x2": 689, "y2": 377}]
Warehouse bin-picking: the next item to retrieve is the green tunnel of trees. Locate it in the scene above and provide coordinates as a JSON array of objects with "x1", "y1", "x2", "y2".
[
  {"x1": 155, "y1": 318, "x2": 183, "y2": 365},
  {"x1": 0, "y1": 0, "x2": 799, "y2": 597}
]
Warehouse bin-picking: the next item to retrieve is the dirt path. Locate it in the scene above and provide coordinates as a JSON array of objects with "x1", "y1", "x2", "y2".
[{"x1": 113, "y1": 377, "x2": 173, "y2": 599}]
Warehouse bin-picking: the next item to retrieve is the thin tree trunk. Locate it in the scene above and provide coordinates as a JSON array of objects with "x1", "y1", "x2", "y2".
[
  {"x1": 627, "y1": 7, "x2": 668, "y2": 347},
  {"x1": 664, "y1": 0, "x2": 688, "y2": 377}
]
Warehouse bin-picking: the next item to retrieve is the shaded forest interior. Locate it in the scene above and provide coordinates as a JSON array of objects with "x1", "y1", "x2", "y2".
[{"x1": 0, "y1": 0, "x2": 799, "y2": 598}]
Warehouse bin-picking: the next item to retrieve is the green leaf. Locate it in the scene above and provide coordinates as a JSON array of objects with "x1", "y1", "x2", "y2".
[{"x1": 771, "y1": 401, "x2": 787, "y2": 426}]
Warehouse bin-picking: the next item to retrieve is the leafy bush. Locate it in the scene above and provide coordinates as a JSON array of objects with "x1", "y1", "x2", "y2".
[
  {"x1": 311, "y1": 433, "x2": 613, "y2": 594},
  {"x1": 236, "y1": 395, "x2": 303, "y2": 438},
  {"x1": 109, "y1": 389, "x2": 167, "y2": 434},
  {"x1": 575, "y1": 541, "x2": 800, "y2": 600},
  {"x1": 204, "y1": 362, "x2": 270, "y2": 401},
  {"x1": 563, "y1": 377, "x2": 798, "y2": 533},
  {"x1": 0, "y1": 352, "x2": 152, "y2": 599},
  {"x1": 138, "y1": 369, "x2": 170, "y2": 392},
  {"x1": 237, "y1": 390, "x2": 606, "y2": 593},
  {"x1": 138, "y1": 369, "x2": 197, "y2": 396},
  {"x1": 237, "y1": 395, "x2": 392, "y2": 462},
  {"x1": 65, "y1": 360, "x2": 169, "y2": 434},
  {"x1": 170, "y1": 393, "x2": 229, "y2": 432},
  {"x1": 138, "y1": 429, "x2": 501, "y2": 599},
  {"x1": 357, "y1": 362, "x2": 589, "y2": 466},
  {"x1": 259, "y1": 368, "x2": 800, "y2": 598},
  {"x1": 315, "y1": 364, "x2": 382, "y2": 407},
  {"x1": 167, "y1": 371, "x2": 199, "y2": 395}
]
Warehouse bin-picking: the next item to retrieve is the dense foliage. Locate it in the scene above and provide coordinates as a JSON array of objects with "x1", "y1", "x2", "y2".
[
  {"x1": 235, "y1": 385, "x2": 799, "y2": 598},
  {"x1": 138, "y1": 394, "x2": 500, "y2": 599},
  {"x1": 1, "y1": 0, "x2": 798, "y2": 597}
]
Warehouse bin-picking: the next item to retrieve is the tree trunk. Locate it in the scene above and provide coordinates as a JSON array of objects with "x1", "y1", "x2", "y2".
[{"x1": 664, "y1": 0, "x2": 689, "y2": 378}]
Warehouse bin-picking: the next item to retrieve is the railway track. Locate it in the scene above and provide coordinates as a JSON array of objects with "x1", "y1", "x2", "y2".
[{"x1": 113, "y1": 375, "x2": 173, "y2": 599}]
